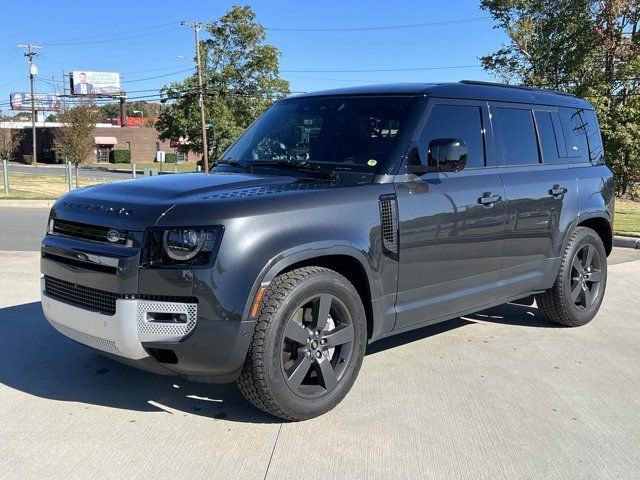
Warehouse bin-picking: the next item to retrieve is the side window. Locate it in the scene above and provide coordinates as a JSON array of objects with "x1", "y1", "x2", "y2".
[
  {"x1": 423, "y1": 104, "x2": 485, "y2": 168},
  {"x1": 559, "y1": 107, "x2": 589, "y2": 162},
  {"x1": 534, "y1": 110, "x2": 565, "y2": 164},
  {"x1": 581, "y1": 109, "x2": 604, "y2": 164},
  {"x1": 493, "y1": 107, "x2": 540, "y2": 166}
]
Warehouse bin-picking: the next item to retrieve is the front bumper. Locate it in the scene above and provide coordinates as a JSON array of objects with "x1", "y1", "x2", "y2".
[{"x1": 40, "y1": 277, "x2": 197, "y2": 360}]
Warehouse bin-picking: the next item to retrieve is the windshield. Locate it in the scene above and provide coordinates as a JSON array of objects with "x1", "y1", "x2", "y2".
[{"x1": 220, "y1": 95, "x2": 416, "y2": 174}]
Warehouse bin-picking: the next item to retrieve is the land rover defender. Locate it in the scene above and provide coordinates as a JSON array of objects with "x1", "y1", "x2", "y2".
[{"x1": 41, "y1": 82, "x2": 614, "y2": 420}]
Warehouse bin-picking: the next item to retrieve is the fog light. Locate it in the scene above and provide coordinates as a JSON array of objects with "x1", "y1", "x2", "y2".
[{"x1": 146, "y1": 312, "x2": 188, "y2": 324}]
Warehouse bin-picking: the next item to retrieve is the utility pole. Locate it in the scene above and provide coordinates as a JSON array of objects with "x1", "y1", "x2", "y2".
[
  {"x1": 180, "y1": 21, "x2": 208, "y2": 173},
  {"x1": 17, "y1": 44, "x2": 42, "y2": 164}
]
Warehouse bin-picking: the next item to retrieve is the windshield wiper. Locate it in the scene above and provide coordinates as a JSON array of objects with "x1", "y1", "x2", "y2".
[
  {"x1": 214, "y1": 158, "x2": 253, "y2": 172},
  {"x1": 250, "y1": 160, "x2": 336, "y2": 180}
]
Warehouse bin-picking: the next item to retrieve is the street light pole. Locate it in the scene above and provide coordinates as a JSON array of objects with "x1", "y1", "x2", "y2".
[
  {"x1": 17, "y1": 44, "x2": 41, "y2": 164},
  {"x1": 180, "y1": 21, "x2": 209, "y2": 173}
]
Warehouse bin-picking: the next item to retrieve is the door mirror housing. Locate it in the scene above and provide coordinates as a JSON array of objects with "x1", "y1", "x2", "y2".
[
  {"x1": 407, "y1": 138, "x2": 468, "y2": 174},
  {"x1": 428, "y1": 138, "x2": 467, "y2": 172}
]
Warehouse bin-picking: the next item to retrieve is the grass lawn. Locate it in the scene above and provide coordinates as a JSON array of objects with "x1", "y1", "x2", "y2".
[
  {"x1": 97, "y1": 162, "x2": 199, "y2": 174},
  {"x1": 614, "y1": 199, "x2": 640, "y2": 237},
  {"x1": 0, "y1": 172, "x2": 119, "y2": 200}
]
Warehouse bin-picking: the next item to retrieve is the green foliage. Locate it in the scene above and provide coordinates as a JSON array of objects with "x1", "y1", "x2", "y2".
[
  {"x1": 481, "y1": 0, "x2": 640, "y2": 194},
  {"x1": 99, "y1": 101, "x2": 161, "y2": 119},
  {"x1": 110, "y1": 149, "x2": 131, "y2": 164},
  {"x1": 54, "y1": 101, "x2": 101, "y2": 167},
  {"x1": 163, "y1": 152, "x2": 177, "y2": 163},
  {"x1": 156, "y1": 6, "x2": 290, "y2": 163}
]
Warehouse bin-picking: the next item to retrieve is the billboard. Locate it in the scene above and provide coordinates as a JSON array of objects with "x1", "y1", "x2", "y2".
[
  {"x1": 10, "y1": 92, "x2": 59, "y2": 111},
  {"x1": 71, "y1": 71, "x2": 121, "y2": 96}
]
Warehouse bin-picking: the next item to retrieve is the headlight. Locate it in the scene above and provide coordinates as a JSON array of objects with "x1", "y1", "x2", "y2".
[
  {"x1": 163, "y1": 229, "x2": 206, "y2": 261},
  {"x1": 142, "y1": 226, "x2": 223, "y2": 267}
]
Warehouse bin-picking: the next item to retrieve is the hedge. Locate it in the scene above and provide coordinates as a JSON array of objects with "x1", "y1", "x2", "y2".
[
  {"x1": 163, "y1": 152, "x2": 177, "y2": 163},
  {"x1": 110, "y1": 149, "x2": 131, "y2": 164}
]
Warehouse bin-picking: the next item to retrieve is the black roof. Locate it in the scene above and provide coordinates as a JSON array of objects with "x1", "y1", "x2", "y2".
[{"x1": 289, "y1": 81, "x2": 592, "y2": 109}]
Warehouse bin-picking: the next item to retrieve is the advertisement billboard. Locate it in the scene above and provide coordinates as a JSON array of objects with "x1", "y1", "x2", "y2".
[
  {"x1": 10, "y1": 92, "x2": 59, "y2": 111},
  {"x1": 71, "y1": 71, "x2": 121, "y2": 96}
]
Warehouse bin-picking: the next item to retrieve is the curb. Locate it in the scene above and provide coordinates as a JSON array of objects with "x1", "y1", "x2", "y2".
[
  {"x1": 0, "y1": 200, "x2": 56, "y2": 208},
  {"x1": 614, "y1": 235, "x2": 640, "y2": 249}
]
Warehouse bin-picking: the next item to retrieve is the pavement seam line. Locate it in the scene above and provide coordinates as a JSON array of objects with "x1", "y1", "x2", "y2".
[{"x1": 263, "y1": 423, "x2": 283, "y2": 480}]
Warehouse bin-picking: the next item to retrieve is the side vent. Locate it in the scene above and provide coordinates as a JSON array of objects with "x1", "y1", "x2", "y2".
[{"x1": 379, "y1": 194, "x2": 399, "y2": 258}]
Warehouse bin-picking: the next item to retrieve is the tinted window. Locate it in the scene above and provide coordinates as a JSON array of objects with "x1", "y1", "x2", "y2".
[
  {"x1": 423, "y1": 104, "x2": 485, "y2": 168},
  {"x1": 222, "y1": 96, "x2": 416, "y2": 173},
  {"x1": 534, "y1": 111, "x2": 565, "y2": 164},
  {"x1": 494, "y1": 107, "x2": 540, "y2": 166},
  {"x1": 581, "y1": 109, "x2": 604, "y2": 163},
  {"x1": 559, "y1": 107, "x2": 589, "y2": 162}
]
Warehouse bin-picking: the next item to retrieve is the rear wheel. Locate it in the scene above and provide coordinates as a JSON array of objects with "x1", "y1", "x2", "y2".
[
  {"x1": 536, "y1": 227, "x2": 607, "y2": 327},
  {"x1": 237, "y1": 267, "x2": 367, "y2": 421}
]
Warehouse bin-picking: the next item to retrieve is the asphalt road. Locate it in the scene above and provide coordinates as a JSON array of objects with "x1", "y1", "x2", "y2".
[{"x1": 1, "y1": 209, "x2": 640, "y2": 479}]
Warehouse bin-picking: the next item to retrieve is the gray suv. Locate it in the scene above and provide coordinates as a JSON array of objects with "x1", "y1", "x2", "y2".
[{"x1": 40, "y1": 81, "x2": 614, "y2": 420}]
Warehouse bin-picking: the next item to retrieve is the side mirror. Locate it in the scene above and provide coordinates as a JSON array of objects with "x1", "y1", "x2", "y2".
[
  {"x1": 428, "y1": 138, "x2": 467, "y2": 172},
  {"x1": 406, "y1": 139, "x2": 468, "y2": 175}
]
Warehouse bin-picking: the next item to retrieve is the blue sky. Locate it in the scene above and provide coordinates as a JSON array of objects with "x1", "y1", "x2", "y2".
[{"x1": 0, "y1": 0, "x2": 508, "y2": 112}]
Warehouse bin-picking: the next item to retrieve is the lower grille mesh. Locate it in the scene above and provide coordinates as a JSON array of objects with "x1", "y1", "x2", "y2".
[
  {"x1": 44, "y1": 276, "x2": 198, "y2": 316},
  {"x1": 45, "y1": 276, "x2": 120, "y2": 315}
]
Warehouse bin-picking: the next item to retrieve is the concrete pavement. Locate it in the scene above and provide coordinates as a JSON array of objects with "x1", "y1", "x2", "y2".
[{"x1": 0, "y1": 246, "x2": 639, "y2": 478}]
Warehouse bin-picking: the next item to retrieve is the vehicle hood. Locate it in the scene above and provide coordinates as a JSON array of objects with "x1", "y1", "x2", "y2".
[{"x1": 50, "y1": 172, "x2": 333, "y2": 230}]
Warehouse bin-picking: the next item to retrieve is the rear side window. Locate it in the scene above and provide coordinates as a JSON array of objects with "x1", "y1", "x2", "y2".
[
  {"x1": 534, "y1": 111, "x2": 565, "y2": 164},
  {"x1": 559, "y1": 107, "x2": 589, "y2": 162},
  {"x1": 581, "y1": 109, "x2": 604, "y2": 163},
  {"x1": 423, "y1": 104, "x2": 485, "y2": 168},
  {"x1": 493, "y1": 107, "x2": 540, "y2": 166}
]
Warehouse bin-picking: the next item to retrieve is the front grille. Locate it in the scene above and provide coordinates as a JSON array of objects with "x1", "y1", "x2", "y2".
[
  {"x1": 44, "y1": 276, "x2": 198, "y2": 316},
  {"x1": 45, "y1": 276, "x2": 120, "y2": 315},
  {"x1": 52, "y1": 219, "x2": 128, "y2": 246}
]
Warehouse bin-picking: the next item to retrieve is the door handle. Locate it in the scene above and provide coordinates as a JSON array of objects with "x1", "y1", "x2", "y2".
[
  {"x1": 478, "y1": 192, "x2": 502, "y2": 206},
  {"x1": 549, "y1": 185, "x2": 568, "y2": 198}
]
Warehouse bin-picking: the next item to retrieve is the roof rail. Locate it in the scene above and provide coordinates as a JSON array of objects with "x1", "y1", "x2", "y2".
[{"x1": 459, "y1": 80, "x2": 576, "y2": 98}]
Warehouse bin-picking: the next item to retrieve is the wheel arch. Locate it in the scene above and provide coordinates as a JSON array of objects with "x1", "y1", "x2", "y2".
[
  {"x1": 245, "y1": 244, "x2": 379, "y2": 339},
  {"x1": 577, "y1": 215, "x2": 613, "y2": 256}
]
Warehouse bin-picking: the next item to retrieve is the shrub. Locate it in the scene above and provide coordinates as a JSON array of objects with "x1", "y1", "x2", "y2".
[
  {"x1": 164, "y1": 152, "x2": 177, "y2": 163},
  {"x1": 23, "y1": 154, "x2": 33, "y2": 165},
  {"x1": 110, "y1": 149, "x2": 131, "y2": 164}
]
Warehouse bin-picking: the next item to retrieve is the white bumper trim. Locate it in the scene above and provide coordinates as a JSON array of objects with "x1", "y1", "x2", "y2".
[{"x1": 40, "y1": 278, "x2": 197, "y2": 360}]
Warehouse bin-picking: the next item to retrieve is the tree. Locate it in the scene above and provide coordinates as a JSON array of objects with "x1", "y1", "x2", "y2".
[
  {"x1": 54, "y1": 101, "x2": 101, "y2": 188},
  {"x1": 481, "y1": 0, "x2": 640, "y2": 195},
  {"x1": 156, "y1": 6, "x2": 290, "y2": 162},
  {"x1": 0, "y1": 115, "x2": 23, "y2": 162}
]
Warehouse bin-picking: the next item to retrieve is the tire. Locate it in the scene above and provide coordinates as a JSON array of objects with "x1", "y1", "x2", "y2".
[
  {"x1": 536, "y1": 226, "x2": 607, "y2": 327},
  {"x1": 237, "y1": 266, "x2": 367, "y2": 421}
]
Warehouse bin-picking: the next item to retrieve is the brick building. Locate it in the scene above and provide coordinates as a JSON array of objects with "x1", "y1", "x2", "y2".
[{"x1": 3, "y1": 121, "x2": 187, "y2": 164}]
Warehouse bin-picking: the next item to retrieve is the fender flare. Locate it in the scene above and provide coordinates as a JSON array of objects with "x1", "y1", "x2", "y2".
[
  {"x1": 240, "y1": 241, "x2": 378, "y2": 323},
  {"x1": 560, "y1": 212, "x2": 613, "y2": 257}
]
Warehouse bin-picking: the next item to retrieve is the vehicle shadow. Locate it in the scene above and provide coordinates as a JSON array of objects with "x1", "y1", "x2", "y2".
[
  {"x1": 0, "y1": 301, "x2": 557, "y2": 424},
  {"x1": 367, "y1": 302, "x2": 558, "y2": 356},
  {"x1": 0, "y1": 301, "x2": 281, "y2": 424},
  {"x1": 464, "y1": 302, "x2": 560, "y2": 328}
]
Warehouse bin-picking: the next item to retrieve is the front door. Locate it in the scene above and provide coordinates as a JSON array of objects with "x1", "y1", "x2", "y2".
[
  {"x1": 394, "y1": 100, "x2": 506, "y2": 330},
  {"x1": 96, "y1": 147, "x2": 110, "y2": 163}
]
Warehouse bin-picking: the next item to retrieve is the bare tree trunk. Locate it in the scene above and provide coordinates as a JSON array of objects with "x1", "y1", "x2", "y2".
[{"x1": 75, "y1": 164, "x2": 79, "y2": 189}]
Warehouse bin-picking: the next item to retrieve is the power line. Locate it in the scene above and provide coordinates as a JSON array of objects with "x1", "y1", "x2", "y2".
[
  {"x1": 40, "y1": 23, "x2": 179, "y2": 46},
  {"x1": 265, "y1": 16, "x2": 491, "y2": 32},
  {"x1": 281, "y1": 64, "x2": 483, "y2": 73}
]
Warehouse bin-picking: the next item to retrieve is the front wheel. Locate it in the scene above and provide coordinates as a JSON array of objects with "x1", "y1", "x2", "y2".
[
  {"x1": 237, "y1": 266, "x2": 367, "y2": 421},
  {"x1": 536, "y1": 226, "x2": 608, "y2": 327}
]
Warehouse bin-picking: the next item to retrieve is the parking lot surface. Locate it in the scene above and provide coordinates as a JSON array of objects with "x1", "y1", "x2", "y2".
[{"x1": 1, "y1": 216, "x2": 639, "y2": 479}]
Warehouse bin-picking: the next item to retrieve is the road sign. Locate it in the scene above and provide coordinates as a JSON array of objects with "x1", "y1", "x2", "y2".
[{"x1": 156, "y1": 151, "x2": 166, "y2": 163}]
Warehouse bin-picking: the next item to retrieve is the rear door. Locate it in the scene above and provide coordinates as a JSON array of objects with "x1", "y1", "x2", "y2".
[
  {"x1": 394, "y1": 99, "x2": 506, "y2": 329},
  {"x1": 490, "y1": 103, "x2": 578, "y2": 299}
]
